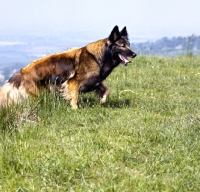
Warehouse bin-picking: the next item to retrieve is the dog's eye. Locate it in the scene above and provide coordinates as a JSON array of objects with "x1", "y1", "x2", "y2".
[{"x1": 121, "y1": 43, "x2": 126, "y2": 47}]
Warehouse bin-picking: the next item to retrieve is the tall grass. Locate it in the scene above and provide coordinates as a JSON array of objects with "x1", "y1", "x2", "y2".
[{"x1": 1, "y1": 55, "x2": 200, "y2": 191}]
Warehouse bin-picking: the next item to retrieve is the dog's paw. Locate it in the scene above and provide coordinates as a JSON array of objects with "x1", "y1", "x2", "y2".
[
  {"x1": 100, "y1": 96, "x2": 107, "y2": 104},
  {"x1": 71, "y1": 105, "x2": 78, "y2": 109}
]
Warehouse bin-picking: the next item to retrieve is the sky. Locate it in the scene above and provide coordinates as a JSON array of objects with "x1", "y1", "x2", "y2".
[{"x1": 0, "y1": 0, "x2": 200, "y2": 42}]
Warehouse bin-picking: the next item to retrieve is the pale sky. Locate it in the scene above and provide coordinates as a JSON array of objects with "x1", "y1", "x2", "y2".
[{"x1": 0, "y1": 0, "x2": 200, "y2": 42}]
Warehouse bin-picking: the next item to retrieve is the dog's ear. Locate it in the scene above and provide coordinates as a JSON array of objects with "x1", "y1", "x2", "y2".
[
  {"x1": 108, "y1": 25, "x2": 120, "y2": 45},
  {"x1": 120, "y1": 26, "x2": 128, "y2": 39}
]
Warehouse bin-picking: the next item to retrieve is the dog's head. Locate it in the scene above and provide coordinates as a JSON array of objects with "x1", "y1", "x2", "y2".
[{"x1": 107, "y1": 25, "x2": 137, "y2": 66}]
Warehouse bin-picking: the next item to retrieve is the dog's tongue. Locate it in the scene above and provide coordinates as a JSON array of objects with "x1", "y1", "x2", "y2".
[{"x1": 118, "y1": 53, "x2": 131, "y2": 65}]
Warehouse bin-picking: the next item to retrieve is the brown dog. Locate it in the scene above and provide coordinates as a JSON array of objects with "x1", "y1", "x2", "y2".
[{"x1": 0, "y1": 26, "x2": 137, "y2": 109}]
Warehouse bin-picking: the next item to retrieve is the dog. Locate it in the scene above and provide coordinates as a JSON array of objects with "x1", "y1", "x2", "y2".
[{"x1": 0, "y1": 26, "x2": 137, "y2": 109}]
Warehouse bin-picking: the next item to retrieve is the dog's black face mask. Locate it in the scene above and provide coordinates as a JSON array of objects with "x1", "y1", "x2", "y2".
[
  {"x1": 112, "y1": 36, "x2": 137, "y2": 66},
  {"x1": 107, "y1": 26, "x2": 137, "y2": 66}
]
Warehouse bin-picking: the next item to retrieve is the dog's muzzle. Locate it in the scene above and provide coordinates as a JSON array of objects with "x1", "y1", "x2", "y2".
[{"x1": 118, "y1": 52, "x2": 137, "y2": 66}]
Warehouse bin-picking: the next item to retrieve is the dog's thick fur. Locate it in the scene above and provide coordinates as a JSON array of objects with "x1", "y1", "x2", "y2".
[{"x1": 0, "y1": 26, "x2": 136, "y2": 109}]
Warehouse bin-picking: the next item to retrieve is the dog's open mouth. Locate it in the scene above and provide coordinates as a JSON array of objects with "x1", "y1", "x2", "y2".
[{"x1": 118, "y1": 53, "x2": 132, "y2": 66}]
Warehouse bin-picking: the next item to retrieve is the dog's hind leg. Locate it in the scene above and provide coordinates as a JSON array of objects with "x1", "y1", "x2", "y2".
[
  {"x1": 61, "y1": 79, "x2": 80, "y2": 109},
  {"x1": 95, "y1": 83, "x2": 110, "y2": 104},
  {"x1": 22, "y1": 80, "x2": 40, "y2": 97}
]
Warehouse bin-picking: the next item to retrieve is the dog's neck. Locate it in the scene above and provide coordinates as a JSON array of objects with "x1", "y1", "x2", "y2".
[
  {"x1": 86, "y1": 39, "x2": 107, "y2": 59},
  {"x1": 86, "y1": 38, "x2": 119, "y2": 66}
]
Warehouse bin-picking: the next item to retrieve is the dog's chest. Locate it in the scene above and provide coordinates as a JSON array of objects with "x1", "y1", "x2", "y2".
[{"x1": 79, "y1": 74, "x2": 102, "y2": 93}]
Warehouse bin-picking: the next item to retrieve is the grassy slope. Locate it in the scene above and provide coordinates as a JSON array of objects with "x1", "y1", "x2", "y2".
[{"x1": 1, "y1": 56, "x2": 200, "y2": 191}]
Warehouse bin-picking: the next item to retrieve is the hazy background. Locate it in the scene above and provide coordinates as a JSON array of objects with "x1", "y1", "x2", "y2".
[
  {"x1": 1, "y1": 0, "x2": 200, "y2": 83},
  {"x1": 1, "y1": 0, "x2": 200, "y2": 42}
]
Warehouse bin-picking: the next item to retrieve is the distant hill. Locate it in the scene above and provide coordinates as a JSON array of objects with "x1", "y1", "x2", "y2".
[
  {"x1": 131, "y1": 34, "x2": 200, "y2": 56},
  {"x1": 0, "y1": 34, "x2": 200, "y2": 85}
]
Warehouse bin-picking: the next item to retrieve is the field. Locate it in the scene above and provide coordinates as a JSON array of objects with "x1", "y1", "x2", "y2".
[{"x1": 1, "y1": 55, "x2": 200, "y2": 191}]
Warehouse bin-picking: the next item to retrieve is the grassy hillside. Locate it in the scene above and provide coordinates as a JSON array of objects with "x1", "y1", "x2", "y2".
[{"x1": 1, "y1": 55, "x2": 200, "y2": 191}]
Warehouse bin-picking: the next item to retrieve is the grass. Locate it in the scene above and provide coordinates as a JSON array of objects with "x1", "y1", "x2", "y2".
[{"x1": 1, "y1": 55, "x2": 200, "y2": 191}]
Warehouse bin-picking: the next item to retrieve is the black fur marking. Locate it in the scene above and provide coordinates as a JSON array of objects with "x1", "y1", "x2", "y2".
[
  {"x1": 47, "y1": 59, "x2": 74, "y2": 86},
  {"x1": 8, "y1": 73, "x2": 22, "y2": 88},
  {"x1": 101, "y1": 49, "x2": 116, "y2": 79},
  {"x1": 79, "y1": 76, "x2": 101, "y2": 93},
  {"x1": 49, "y1": 73, "x2": 68, "y2": 85}
]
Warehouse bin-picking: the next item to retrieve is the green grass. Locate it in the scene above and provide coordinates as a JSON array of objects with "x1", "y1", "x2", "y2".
[{"x1": 1, "y1": 55, "x2": 200, "y2": 191}]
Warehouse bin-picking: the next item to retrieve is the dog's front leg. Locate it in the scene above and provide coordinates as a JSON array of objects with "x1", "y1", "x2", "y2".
[
  {"x1": 95, "y1": 83, "x2": 110, "y2": 104},
  {"x1": 70, "y1": 90, "x2": 79, "y2": 110},
  {"x1": 61, "y1": 79, "x2": 80, "y2": 109}
]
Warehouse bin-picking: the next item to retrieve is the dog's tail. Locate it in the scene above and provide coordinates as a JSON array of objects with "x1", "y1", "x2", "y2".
[{"x1": 0, "y1": 73, "x2": 28, "y2": 107}]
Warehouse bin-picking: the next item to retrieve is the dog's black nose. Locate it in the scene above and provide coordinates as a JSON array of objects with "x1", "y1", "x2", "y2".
[{"x1": 132, "y1": 52, "x2": 137, "y2": 58}]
